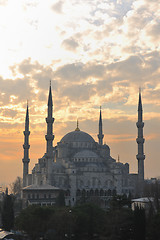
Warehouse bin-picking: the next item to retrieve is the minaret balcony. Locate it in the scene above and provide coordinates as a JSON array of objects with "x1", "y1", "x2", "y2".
[
  {"x1": 97, "y1": 134, "x2": 104, "y2": 139},
  {"x1": 136, "y1": 138, "x2": 145, "y2": 144},
  {"x1": 23, "y1": 144, "x2": 30, "y2": 149},
  {"x1": 23, "y1": 131, "x2": 30, "y2": 135},
  {"x1": 22, "y1": 158, "x2": 30, "y2": 163},
  {"x1": 46, "y1": 117, "x2": 54, "y2": 123},
  {"x1": 136, "y1": 154, "x2": 145, "y2": 161},
  {"x1": 45, "y1": 135, "x2": 54, "y2": 141},
  {"x1": 136, "y1": 122, "x2": 144, "y2": 128}
]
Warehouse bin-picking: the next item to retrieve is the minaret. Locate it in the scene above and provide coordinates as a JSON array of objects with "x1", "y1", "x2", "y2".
[
  {"x1": 98, "y1": 106, "x2": 104, "y2": 145},
  {"x1": 22, "y1": 102, "x2": 30, "y2": 187},
  {"x1": 45, "y1": 82, "x2": 54, "y2": 157},
  {"x1": 136, "y1": 89, "x2": 145, "y2": 183}
]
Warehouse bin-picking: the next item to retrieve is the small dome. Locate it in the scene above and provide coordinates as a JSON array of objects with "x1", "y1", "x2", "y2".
[
  {"x1": 74, "y1": 150, "x2": 98, "y2": 159},
  {"x1": 60, "y1": 130, "x2": 95, "y2": 144}
]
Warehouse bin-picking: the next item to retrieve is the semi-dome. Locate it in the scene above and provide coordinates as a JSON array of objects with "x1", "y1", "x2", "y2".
[{"x1": 60, "y1": 130, "x2": 95, "y2": 144}]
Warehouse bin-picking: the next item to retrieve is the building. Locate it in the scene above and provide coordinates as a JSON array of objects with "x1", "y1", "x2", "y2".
[
  {"x1": 131, "y1": 197, "x2": 155, "y2": 215},
  {"x1": 0, "y1": 230, "x2": 14, "y2": 240},
  {"x1": 23, "y1": 184, "x2": 60, "y2": 206},
  {"x1": 0, "y1": 187, "x2": 3, "y2": 202},
  {"x1": 22, "y1": 85, "x2": 145, "y2": 207}
]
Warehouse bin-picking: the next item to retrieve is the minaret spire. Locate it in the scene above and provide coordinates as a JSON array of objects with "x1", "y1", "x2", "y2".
[
  {"x1": 98, "y1": 106, "x2": 104, "y2": 145},
  {"x1": 136, "y1": 89, "x2": 145, "y2": 184},
  {"x1": 75, "y1": 119, "x2": 80, "y2": 131},
  {"x1": 22, "y1": 101, "x2": 30, "y2": 187},
  {"x1": 45, "y1": 82, "x2": 54, "y2": 157}
]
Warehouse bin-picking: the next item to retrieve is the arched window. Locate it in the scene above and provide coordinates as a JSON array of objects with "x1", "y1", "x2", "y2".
[
  {"x1": 107, "y1": 189, "x2": 111, "y2": 196},
  {"x1": 95, "y1": 189, "x2": 99, "y2": 196},
  {"x1": 112, "y1": 189, "x2": 117, "y2": 196},
  {"x1": 82, "y1": 189, "x2": 86, "y2": 196},
  {"x1": 90, "y1": 189, "x2": 94, "y2": 196},
  {"x1": 100, "y1": 189, "x2": 104, "y2": 196},
  {"x1": 66, "y1": 189, "x2": 70, "y2": 196},
  {"x1": 87, "y1": 180, "x2": 90, "y2": 187},
  {"x1": 76, "y1": 189, "x2": 81, "y2": 196},
  {"x1": 98, "y1": 180, "x2": 101, "y2": 187}
]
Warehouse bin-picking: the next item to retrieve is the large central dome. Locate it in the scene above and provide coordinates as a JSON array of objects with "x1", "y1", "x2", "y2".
[{"x1": 60, "y1": 130, "x2": 95, "y2": 143}]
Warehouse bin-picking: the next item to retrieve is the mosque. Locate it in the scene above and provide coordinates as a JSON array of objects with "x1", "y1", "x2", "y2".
[{"x1": 22, "y1": 85, "x2": 145, "y2": 207}]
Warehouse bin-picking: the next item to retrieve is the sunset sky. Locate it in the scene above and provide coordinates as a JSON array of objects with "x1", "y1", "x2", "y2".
[{"x1": 0, "y1": 0, "x2": 160, "y2": 186}]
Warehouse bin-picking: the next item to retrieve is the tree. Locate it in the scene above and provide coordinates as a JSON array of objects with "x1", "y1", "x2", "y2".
[
  {"x1": 73, "y1": 203, "x2": 106, "y2": 239},
  {"x1": 133, "y1": 206, "x2": 146, "y2": 240},
  {"x1": 9, "y1": 176, "x2": 23, "y2": 198},
  {"x1": 56, "y1": 190, "x2": 65, "y2": 207},
  {"x1": 1, "y1": 192, "x2": 14, "y2": 231},
  {"x1": 147, "y1": 210, "x2": 160, "y2": 240},
  {"x1": 15, "y1": 205, "x2": 55, "y2": 240}
]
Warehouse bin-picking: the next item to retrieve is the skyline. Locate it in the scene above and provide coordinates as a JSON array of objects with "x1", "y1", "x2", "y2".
[{"x1": 0, "y1": 0, "x2": 160, "y2": 185}]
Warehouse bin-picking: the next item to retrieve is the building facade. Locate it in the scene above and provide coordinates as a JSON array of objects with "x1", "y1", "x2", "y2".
[{"x1": 22, "y1": 86, "x2": 145, "y2": 207}]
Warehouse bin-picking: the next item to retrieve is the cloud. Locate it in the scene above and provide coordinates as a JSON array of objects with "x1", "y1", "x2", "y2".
[
  {"x1": 146, "y1": 21, "x2": 160, "y2": 42},
  {"x1": 61, "y1": 83, "x2": 96, "y2": 102},
  {"x1": 107, "y1": 56, "x2": 143, "y2": 77},
  {"x1": 9, "y1": 58, "x2": 58, "y2": 99},
  {"x1": 0, "y1": 0, "x2": 8, "y2": 6},
  {"x1": 1, "y1": 0, "x2": 160, "y2": 185},
  {"x1": 1, "y1": 109, "x2": 18, "y2": 118},
  {"x1": 54, "y1": 62, "x2": 105, "y2": 82},
  {"x1": 17, "y1": 58, "x2": 40, "y2": 75},
  {"x1": 0, "y1": 76, "x2": 33, "y2": 106},
  {"x1": 3, "y1": 49, "x2": 160, "y2": 119},
  {"x1": 5, "y1": 50, "x2": 160, "y2": 117},
  {"x1": 51, "y1": 1, "x2": 63, "y2": 14},
  {"x1": 61, "y1": 38, "x2": 79, "y2": 51}
]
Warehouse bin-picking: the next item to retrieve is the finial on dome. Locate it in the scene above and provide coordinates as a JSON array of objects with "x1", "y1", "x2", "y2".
[{"x1": 75, "y1": 119, "x2": 80, "y2": 131}]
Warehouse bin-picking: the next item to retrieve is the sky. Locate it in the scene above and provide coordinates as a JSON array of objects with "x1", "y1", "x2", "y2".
[{"x1": 0, "y1": 0, "x2": 160, "y2": 186}]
